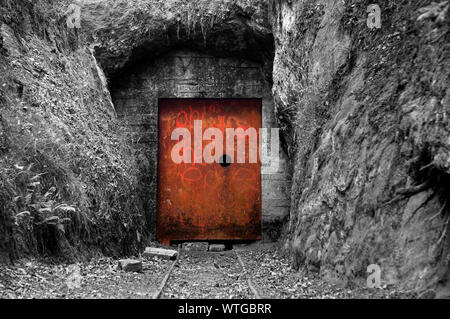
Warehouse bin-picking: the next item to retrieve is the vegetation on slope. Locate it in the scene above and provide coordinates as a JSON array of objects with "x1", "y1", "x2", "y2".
[{"x1": 0, "y1": 0, "x2": 149, "y2": 262}]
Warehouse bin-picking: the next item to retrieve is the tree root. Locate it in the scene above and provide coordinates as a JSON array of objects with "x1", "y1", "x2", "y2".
[
  {"x1": 427, "y1": 199, "x2": 447, "y2": 222},
  {"x1": 396, "y1": 181, "x2": 430, "y2": 196},
  {"x1": 380, "y1": 181, "x2": 430, "y2": 208},
  {"x1": 436, "y1": 215, "x2": 450, "y2": 246}
]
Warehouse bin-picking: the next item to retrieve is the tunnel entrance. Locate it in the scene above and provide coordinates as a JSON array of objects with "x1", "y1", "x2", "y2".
[
  {"x1": 157, "y1": 98, "x2": 262, "y2": 244},
  {"x1": 111, "y1": 50, "x2": 291, "y2": 243}
]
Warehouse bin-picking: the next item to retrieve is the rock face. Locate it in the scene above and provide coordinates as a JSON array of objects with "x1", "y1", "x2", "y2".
[
  {"x1": 0, "y1": 0, "x2": 148, "y2": 261},
  {"x1": 83, "y1": 0, "x2": 274, "y2": 81},
  {"x1": 271, "y1": 0, "x2": 450, "y2": 291}
]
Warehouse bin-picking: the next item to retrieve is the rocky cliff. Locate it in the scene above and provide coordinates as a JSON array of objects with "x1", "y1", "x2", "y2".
[
  {"x1": 82, "y1": 0, "x2": 274, "y2": 84},
  {"x1": 0, "y1": 0, "x2": 148, "y2": 261},
  {"x1": 271, "y1": 0, "x2": 450, "y2": 292}
]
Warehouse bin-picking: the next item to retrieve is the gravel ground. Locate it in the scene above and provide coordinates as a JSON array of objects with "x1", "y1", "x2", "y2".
[
  {"x1": 162, "y1": 250, "x2": 252, "y2": 299},
  {"x1": 0, "y1": 256, "x2": 172, "y2": 299},
  {"x1": 0, "y1": 244, "x2": 418, "y2": 299},
  {"x1": 237, "y1": 244, "x2": 417, "y2": 299}
]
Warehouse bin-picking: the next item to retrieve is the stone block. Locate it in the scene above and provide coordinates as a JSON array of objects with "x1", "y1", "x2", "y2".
[
  {"x1": 209, "y1": 244, "x2": 226, "y2": 252},
  {"x1": 143, "y1": 247, "x2": 178, "y2": 260},
  {"x1": 182, "y1": 242, "x2": 209, "y2": 252},
  {"x1": 118, "y1": 259, "x2": 142, "y2": 272}
]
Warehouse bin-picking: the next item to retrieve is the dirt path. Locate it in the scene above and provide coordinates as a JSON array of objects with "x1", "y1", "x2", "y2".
[
  {"x1": 236, "y1": 244, "x2": 416, "y2": 299},
  {"x1": 0, "y1": 257, "x2": 171, "y2": 299},
  {"x1": 0, "y1": 244, "x2": 416, "y2": 299},
  {"x1": 161, "y1": 250, "x2": 252, "y2": 299}
]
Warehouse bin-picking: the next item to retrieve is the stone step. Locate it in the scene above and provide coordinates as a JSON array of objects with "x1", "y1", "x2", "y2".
[
  {"x1": 118, "y1": 259, "x2": 143, "y2": 272},
  {"x1": 209, "y1": 244, "x2": 226, "y2": 252},
  {"x1": 143, "y1": 247, "x2": 178, "y2": 260},
  {"x1": 182, "y1": 242, "x2": 209, "y2": 252}
]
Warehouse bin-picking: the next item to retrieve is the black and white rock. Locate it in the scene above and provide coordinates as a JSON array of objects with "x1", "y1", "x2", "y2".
[
  {"x1": 182, "y1": 242, "x2": 209, "y2": 252},
  {"x1": 209, "y1": 244, "x2": 226, "y2": 252},
  {"x1": 118, "y1": 259, "x2": 143, "y2": 273},
  {"x1": 143, "y1": 247, "x2": 178, "y2": 260}
]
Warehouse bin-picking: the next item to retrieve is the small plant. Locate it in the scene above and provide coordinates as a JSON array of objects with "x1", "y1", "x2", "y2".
[{"x1": 11, "y1": 164, "x2": 77, "y2": 235}]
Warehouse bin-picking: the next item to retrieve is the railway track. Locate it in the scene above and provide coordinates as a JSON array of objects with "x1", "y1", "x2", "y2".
[{"x1": 152, "y1": 245, "x2": 262, "y2": 299}]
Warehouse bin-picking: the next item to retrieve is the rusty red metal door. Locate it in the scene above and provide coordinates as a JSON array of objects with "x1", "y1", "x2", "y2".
[{"x1": 157, "y1": 99, "x2": 262, "y2": 244}]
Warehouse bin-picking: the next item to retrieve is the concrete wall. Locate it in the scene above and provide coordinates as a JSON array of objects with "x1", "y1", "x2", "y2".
[{"x1": 111, "y1": 50, "x2": 291, "y2": 241}]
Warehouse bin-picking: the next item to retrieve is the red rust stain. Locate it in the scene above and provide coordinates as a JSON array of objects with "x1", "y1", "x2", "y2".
[{"x1": 157, "y1": 99, "x2": 262, "y2": 244}]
